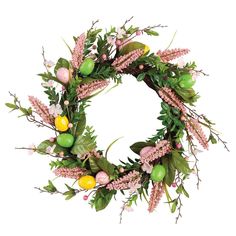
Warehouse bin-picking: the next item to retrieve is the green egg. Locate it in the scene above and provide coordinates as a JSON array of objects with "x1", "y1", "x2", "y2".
[
  {"x1": 179, "y1": 73, "x2": 195, "y2": 89},
  {"x1": 79, "y1": 58, "x2": 95, "y2": 76},
  {"x1": 151, "y1": 164, "x2": 166, "y2": 182},
  {"x1": 57, "y1": 133, "x2": 74, "y2": 148}
]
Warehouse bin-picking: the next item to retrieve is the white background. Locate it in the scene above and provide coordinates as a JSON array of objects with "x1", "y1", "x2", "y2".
[{"x1": 0, "y1": 0, "x2": 235, "y2": 235}]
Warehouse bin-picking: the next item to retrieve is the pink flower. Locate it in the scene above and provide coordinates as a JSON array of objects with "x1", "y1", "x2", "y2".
[
  {"x1": 124, "y1": 205, "x2": 134, "y2": 212},
  {"x1": 28, "y1": 144, "x2": 36, "y2": 155},
  {"x1": 141, "y1": 162, "x2": 153, "y2": 174},
  {"x1": 116, "y1": 28, "x2": 126, "y2": 39},
  {"x1": 41, "y1": 80, "x2": 54, "y2": 88},
  {"x1": 128, "y1": 181, "x2": 141, "y2": 193},
  {"x1": 44, "y1": 60, "x2": 55, "y2": 68},
  {"x1": 176, "y1": 58, "x2": 185, "y2": 68},
  {"x1": 189, "y1": 70, "x2": 200, "y2": 80},
  {"x1": 107, "y1": 36, "x2": 116, "y2": 45},
  {"x1": 49, "y1": 104, "x2": 63, "y2": 118},
  {"x1": 46, "y1": 144, "x2": 56, "y2": 154}
]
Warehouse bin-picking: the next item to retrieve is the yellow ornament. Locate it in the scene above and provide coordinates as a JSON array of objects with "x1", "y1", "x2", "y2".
[
  {"x1": 78, "y1": 175, "x2": 96, "y2": 190},
  {"x1": 55, "y1": 115, "x2": 69, "y2": 132}
]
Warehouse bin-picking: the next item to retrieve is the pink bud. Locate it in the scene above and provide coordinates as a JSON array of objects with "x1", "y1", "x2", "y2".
[
  {"x1": 176, "y1": 143, "x2": 182, "y2": 149},
  {"x1": 59, "y1": 151, "x2": 64, "y2": 157},
  {"x1": 115, "y1": 39, "x2": 122, "y2": 46},
  {"x1": 172, "y1": 182, "x2": 177, "y2": 188},
  {"x1": 64, "y1": 100, "x2": 69, "y2": 106},
  {"x1": 180, "y1": 115, "x2": 186, "y2": 121},
  {"x1": 140, "y1": 146, "x2": 153, "y2": 157},
  {"x1": 136, "y1": 30, "x2": 142, "y2": 36},
  {"x1": 49, "y1": 137, "x2": 55, "y2": 142},
  {"x1": 56, "y1": 68, "x2": 70, "y2": 84},
  {"x1": 83, "y1": 195, "x2": 88, "y2": 201},
  {"x1": 139, "y1": 64, "x2": 144, "y2": 70},
  {"x1": 95, "y1": 171, "x2": 110, "y2": 185},
  {"x1": 101, "y1": 54, "x2": 107, "y2": 60},
  {"x1": 68, "y1": 123, "x2": 73, "y2": 128},
  {"x1": 119, "y1": 167, "x2": 125, "y2": 173}
]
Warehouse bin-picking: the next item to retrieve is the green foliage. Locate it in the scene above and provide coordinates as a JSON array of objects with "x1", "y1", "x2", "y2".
[
  {"x1": 71, "y1": 126, "x2": 97, "y2": 155},
  {"x1": 49, "y1": 158, "x2": 83, "y2": 170},
  {"x1": 54, "y1": 58, "x2": 70, "y2": 74},
  {"x1": 66, "y1": 75, "x2": 82, "y2": 103},
  {"x1": 37, "y1": 140, "x2": 69, "y2": 155},
  {"x1": 85, "y1": 28, "x2": 102, "y2": 56},
  {"x1": 209, "y1": 133, "x2": 217, "y2": 144},
  {"x1": 162, "y1": 156, "x2": 176, "y2": 186},
  {"x1": 89, "y1": 157, "x2": 101, "y2": 173},
  {"x1": 144, "y1": 28, "x2": 159, "y2": 36},
  {"x1": 63, "y1": 184, "x2": 76, "y2": 200},
  {"x1": 96, "y1": 157, "x2": 115, "y2": 176},
  {"x1": 176, "y1": 184, "x2": 189, "y2": 198},
  {"x1": 43, "y1": 180, "x2": 57, "y2": 193},
  {"x1": 90, "y1": 187, "x2": 116, "y2": 211},
  {"x1": 171, "y1": 151, "x2": 191, "y2": 175},
  {"x1": 44, "y1": 87, "x2": 60, "y2": 105},
  {"x1": 130, "y1": 141, "x2": 155, "y2": 155}
]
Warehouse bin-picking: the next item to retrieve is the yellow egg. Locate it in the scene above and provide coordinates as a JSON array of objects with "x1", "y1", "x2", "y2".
[
  {"x1": 144, "y1": 45, "x2": 150, "y2": 55},
  {"x1": 78, "y1": 175, "x2": 96, "y2": 190},
  {"x1": 55, "y1": 116, "x2": 69, "y2": 132}
]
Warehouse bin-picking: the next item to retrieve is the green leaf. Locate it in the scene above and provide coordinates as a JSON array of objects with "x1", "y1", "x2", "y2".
[
  {"x1": 96, "y1": 157, "x2": 115, "y2": 175},
  {"x1": 5, "y1": 103, "x2": 17, "y2": 109},
  {"x1": 37, "y1": 140, "x2": 68, "y2": 155},
  {"x1": 171, "y1": 151, "x2": 191, "y2": 175},
  {"x1": 43, "y1": 180, "x2": 57, "y2": 193},
  {"x1": 171, "y1": 199, "x2": 178, "y2": 213},
  {"x1": 71, "y1": 126, "x2": 97, "y2": 155},
  {"x1": 72, "y1": 105, "x2": 86, "y2": 137},
  {"x1": 89, "y1": 157, "x2": 101, "y2": 173},
  {"x1": 162, "y1": 156, "x2": 176, "y2": 186},
  {"x1": 144, "y1": 29, "x2": 159, "y2": 36},
  {"x1": 130, "y1": 141, "x2": 155, "y2": 155},
  {"x1": 54, "y1": 58, "x2": 70, "y2": 74},
  {"x1": 91, "y1": 187, "x2": 116, "y2": 211},
  {"x1": 136, "y1": 73, "x2": 146, "y2": 81},
  {"x1": 209, "y1": 134, "x2": 217, "y2": 144}
]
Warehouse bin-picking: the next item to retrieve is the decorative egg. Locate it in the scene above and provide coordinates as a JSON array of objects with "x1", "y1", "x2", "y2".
[
  {"x1": 151, "y1": 164, "x2": 166, "y2": 182},
  {"x1": 79, "y1": 58, "x2": 95, "y2": 76},
  {"x1": 78, "y1": 175, "x2": 96, "y2": 190},
  {"x1": 56, "y1": 67, "x2": 70, "y2": 84},
  {"x1": 55, "y1": 115, "x2": 69, "y2": 132},
  {"x1": 179, "y1": 73, "x2": 195, "y2": 89},
  {"x1": 57, "y1": 133, "x2": 74, "y2": 148},
  {"x1": 95, "y1": 171, "x2": 110, "y2": 185},
  {"x1": 140, "y1": 146, "x2": 153, "y2": 157}
]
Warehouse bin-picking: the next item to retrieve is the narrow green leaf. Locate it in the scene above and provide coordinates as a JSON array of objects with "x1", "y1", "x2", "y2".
[{"x1": 5, "y1": 103, "x2": 17, "y2": 109}]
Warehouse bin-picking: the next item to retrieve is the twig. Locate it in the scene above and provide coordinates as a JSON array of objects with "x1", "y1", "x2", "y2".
[
  {"x1": 42, "y1": 47, "x2": 49, "y2": 73},
  {"x1": 121, "y1": 16, "x2": 134, "y2": 29},
  {"x1": 175, "y1": 172, "x2": 184, "y2": 223},
  {"x1": 194, "y1": 69, "x2": 209, "y2": 76},
  {"x1": 87, "y1": 19, "x2": 99, "y2": 34},
  {"x1": 34, "y1": 187, "x2": 64, "y2": 195},
  {"x1": 119, "y1": 193, "x2": 134, "y2": 224}
]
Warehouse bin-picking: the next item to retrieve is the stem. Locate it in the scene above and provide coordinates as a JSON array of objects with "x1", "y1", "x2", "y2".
[
  {"x1": 175, "y1": 172, "x2": 183, "y2": 224},
  {"x1": 119, "y1": 193, "x2": 134, "y2": 224}
]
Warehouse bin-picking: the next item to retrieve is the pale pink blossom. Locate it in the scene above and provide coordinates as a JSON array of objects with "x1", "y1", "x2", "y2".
[
  {"x1": 189, "y1": 70, "x2": 200, "y2": 80},
  {"x1": 28, "y1": 144, "x2": 36, "y2": 155},
  {"x1": 49, "y1": 104, "x2": 63, "y2": 118},
  {"x1": 176, "y1": 58, "x2": 185, "y2": 68},
  {"x1": 41, "y1": 80, "x2": 54, "y2": 88},
  {"x1": 107, "y1": 36, "x2": 116, "y2": 45},
  {"x1": 128, "y1": 181, "x2": 141, "y2": 193},
  {"x1": 116, "y1": 28, "x2": 126, "y2": 39},
  {"x1": 141, "y1": 162, "x2": 153, "y2": 174},
  {"x1": 46, "y1": 144, "x2": 56, "y2": 154},
  {"x1": 124, "y1": 205, "x2": 134, "y2": 212},
  {"x1": 44, "y1": 60, "x2": 55, "y2": 68}
]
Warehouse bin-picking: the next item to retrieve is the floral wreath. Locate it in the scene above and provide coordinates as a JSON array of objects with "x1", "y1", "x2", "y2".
[{"x1": 6, "y1": 18, "x2": 228, "y2": 223}]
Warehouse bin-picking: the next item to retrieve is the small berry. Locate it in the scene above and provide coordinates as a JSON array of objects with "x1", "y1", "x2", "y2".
[
  {"x1": 101, "y1": 54, "x2": 107, "y2": 60},
  {"x1": 68, "y1": 123, "x2": 73, "y2": 128},
  {"x1": 136, "y1": 30, "x2": 142, "y2": 36},
  {"x1": 115, "y1": 39, "x2": 122, "y2": 46},
  {"x1": 59, "y1": 151, "x2": 64, "y2": 158},
  {"x1": 83, "y1": 195, "x2": 88, "y2": 201},
  {"x1": 139, "y1": 64, "x2": 144, "y2": 70},
  {"x1": 64, "y1": 100, "x2": 69, "y2": 106},
  {"x1": 180, "y1": 115, "x2": 186, "y2": 121},
  {"x1": 176, "y1": 143, "x2": 182, "y2": 149},
  {"x1": 119, "y1": 167, "x2": 125, "y2": 173},
  {"x1": 172, "y1": 183, "x2": 177, "y2": 188}
]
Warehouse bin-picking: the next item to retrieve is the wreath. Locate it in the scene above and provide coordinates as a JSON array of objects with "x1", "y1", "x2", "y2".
[{"x1": 6, "y1": 18, "x2": 228, "y2": 223}]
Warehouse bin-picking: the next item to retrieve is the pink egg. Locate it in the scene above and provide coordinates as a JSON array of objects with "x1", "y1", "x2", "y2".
[
  {"x1": 95, "y1": 171, "x2": 110, "y2": 185},
  {"x1": 140, "y1": 146, "x2": 153, "y2": 157},
  {"x1": 56, "y1": 67, "x2": 70, "y2": 84}
]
